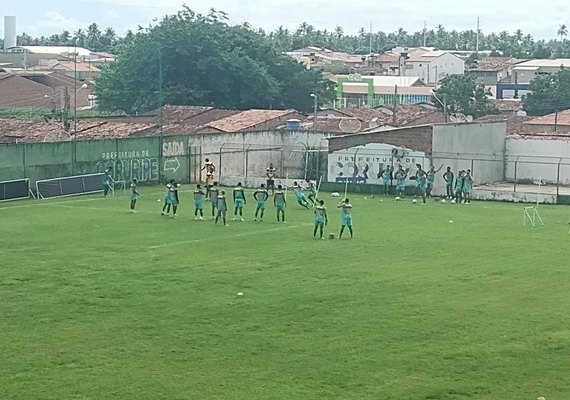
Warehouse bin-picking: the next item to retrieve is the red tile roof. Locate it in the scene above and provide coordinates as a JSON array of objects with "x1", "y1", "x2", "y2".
[
  {"x1": 471, "y1": 57, "x2": 513, "y2": 72},
  {"x1": 199, "y1": 109, "x2": 299, "y2": 133},
  {"x1": 524, "y1": 109, "x2": 570, "y2": 127}
]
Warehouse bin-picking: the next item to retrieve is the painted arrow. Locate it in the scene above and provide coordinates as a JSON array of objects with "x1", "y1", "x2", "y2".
[{"x1": 164, "y1": 157, "x2": 181, "y2": 173}]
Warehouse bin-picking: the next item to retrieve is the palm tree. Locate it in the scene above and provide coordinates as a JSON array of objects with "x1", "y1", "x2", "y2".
[{"x1": 558, "y1": 24, "x2": 568, "y2": 40}]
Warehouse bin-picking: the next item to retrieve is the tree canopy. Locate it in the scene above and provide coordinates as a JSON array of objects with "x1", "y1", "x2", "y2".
[
  {"x1": 434, "y1": 75, "x2": 495, "y2": 118},
  {"x1": 94, "y1": 7, "x2": 335, "y2": 113},
  {"x1": 523, "y1": 69, "x2": 570, "y2": 116}
]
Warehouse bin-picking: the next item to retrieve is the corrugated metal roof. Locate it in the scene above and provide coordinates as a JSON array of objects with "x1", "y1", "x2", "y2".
[{"x1": 10, "y1": 46, "x2": 92, "y2": 57}]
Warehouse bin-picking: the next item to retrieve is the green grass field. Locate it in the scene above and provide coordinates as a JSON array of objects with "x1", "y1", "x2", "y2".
[{"x1": 1, "y1": 186, "x2": 569, "y2": 400}]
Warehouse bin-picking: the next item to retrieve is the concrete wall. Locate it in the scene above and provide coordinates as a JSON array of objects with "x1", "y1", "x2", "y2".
[
  {"x1": 431, "y1": 122, "x2": 506, "y2": 192},
  {"x1": 506, "y1": 136, "x2": 570, "y2": 184},
  {"x1": 188, "y1": 130, "x2": 329, "y2": 187}
]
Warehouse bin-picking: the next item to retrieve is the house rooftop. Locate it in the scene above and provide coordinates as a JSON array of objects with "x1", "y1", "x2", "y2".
[
  {"x1": 7, "y1": 45, "x2": 92, "y2": 57},
  {"x1": 514, "y1": 59, "x2": 570, "y2": 69},
  {"x1": 202, "y1": 109, "x2": 298, "y2": 132},
  {"x1": 524, "y1": 109, "x2": 570, "y2": 127},
  {"x1": 471, "y1": 57, "x2": 513, "y2": 72}
]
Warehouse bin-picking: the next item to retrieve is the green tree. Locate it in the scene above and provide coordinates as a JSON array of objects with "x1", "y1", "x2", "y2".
[
  {"x1": 434, "y1": 75, "x2": 495, "y2": 118},
  {"x1": 95, "y1": 7, "x2": 334, "y2": 113},
  {"x1": 558, "y1": 24, "x2": 568, "y2": 40},
  {"x1": 523, "y1": 69, "x2": 570, "y2": 116}
]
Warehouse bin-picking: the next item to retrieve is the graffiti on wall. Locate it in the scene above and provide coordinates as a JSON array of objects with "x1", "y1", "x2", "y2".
[
  {"x1": 328, "y1": 143, "x2": 427, "y2": 184},
  {"x1": 162, "y1": 140, "x2": 185, "y2": 174},
  {"x1": 97, "y1": 149, "x2": 159, "y2": 182}
]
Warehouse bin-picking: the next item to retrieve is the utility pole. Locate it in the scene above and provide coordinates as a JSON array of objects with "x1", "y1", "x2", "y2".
[
  {"x1": 476, "y1": 17, "x2": 480, "y2": 53},
  {"x1": 311, "y1": 93, "x2": 318, "y2": 131},
  {"x1": 63, "y1": 86, "x2": 71, "y2": 132},
  {"x1": 423, "y1": 20, "x2": 427, "y2": 47},
  {"x1": 443, "y1": 95, "x2": 448, "y2": 123},
  {"x1": 555, "y1": 110, "x2": 559, "y2": 132},
  {"x1": 74, "y1": 39, "x2": 77, "y2": 135},
  {"x1": 393, "y1": 85, "x2": 399, "y2": 126}
]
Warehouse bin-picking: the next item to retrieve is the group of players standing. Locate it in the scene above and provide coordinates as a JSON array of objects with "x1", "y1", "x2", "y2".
[
  {"x1": 380, "y1": 164, "x2": 474, "y2": 204},
  {"x1": 155, "y1": 159, "x2": 354, "y2": 239}
]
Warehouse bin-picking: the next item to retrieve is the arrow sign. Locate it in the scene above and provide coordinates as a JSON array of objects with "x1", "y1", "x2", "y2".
[{"x1": 164, "y1": 158, "x2": 181, "y2": 173}]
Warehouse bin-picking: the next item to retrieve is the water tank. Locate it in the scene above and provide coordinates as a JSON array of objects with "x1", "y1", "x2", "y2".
[
  {"x1": 286, "y1": 119, "x2": 301, "y2": 131},
  {"x1": 4, "y1": 16, "x2": 16, "y2": 50}
]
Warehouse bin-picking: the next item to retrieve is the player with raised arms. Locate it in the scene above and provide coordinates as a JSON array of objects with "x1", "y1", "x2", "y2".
[
  {"x1": 313, "y1": 199, "x2": 328, "y2": 239},
  {"x1": 274, "y1": 184, "x2": 287, "y2": 223},
  {"x1": 337, "y1": 198, "x2": 353, "y2": 239},
  {"x1": 233, "y1": 182, "x2": 246, "y2": 221},
  {"x1": 426, "y1": 164, "x2": 443, "y2": 197},
  {"x1": 253, "y1": 184, "x2": 269, "y2": 221},
  {"x1": 266, "y1": 163, "x2": 277, "y2": 195},
  {"x1": 414, "y1": 164, "x2": 428, "y2": 204}
]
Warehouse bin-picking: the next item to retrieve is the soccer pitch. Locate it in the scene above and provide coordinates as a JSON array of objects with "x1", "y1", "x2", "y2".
[{"x1": 1, "y1": 186, "x2": 569, "y2": 400}]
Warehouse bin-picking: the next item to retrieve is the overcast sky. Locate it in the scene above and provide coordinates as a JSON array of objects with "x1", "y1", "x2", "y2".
[{"x1": 1, "y1": 0, "x2": 568, "y2": 40}]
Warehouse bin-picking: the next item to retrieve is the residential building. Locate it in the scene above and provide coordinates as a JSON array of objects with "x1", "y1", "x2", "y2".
[
  {"x1": 31, "y1": 60, "x2": 100, "y2": 81},
  {"x1": 194, "y1": 109, "x2": 303, "y2": 134},
  {"x1": 331, "y1": 75, "x2": 433, "y2": 108},
  {"x1": 0, "y1": 70, "x2": 93, "y2": 109},
  {"x1": 6, "y1": 45, "x2": 92, "y2": 58},
  {"x1": 469, "y1": 57, "x2": 515, "y2": 85},
  {"x1": 512, "y1": 59, "x2": 570, "y2": 84},
  {"x1": 405, "y1": 50, "x2": 465, "y2": 84},
  {"x1": 286, "y1": 47, "x2": 365, "y2": 71}
]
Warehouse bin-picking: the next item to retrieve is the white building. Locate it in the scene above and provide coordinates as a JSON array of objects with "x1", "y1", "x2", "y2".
[
  {"x1": 405, "y1": 51, "x2": 465, "y2": 85},
  {"x1": 512, "y1": 59, "x2": 570, "y2": 84}
]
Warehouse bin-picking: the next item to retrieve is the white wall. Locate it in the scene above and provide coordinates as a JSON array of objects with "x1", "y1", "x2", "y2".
[
  {"x1": 431, "y1": 122, "x2": 506, "y2": 192},
  {"x1": 506, "y1": 137, "x2": 570, "y2": 184},
  {"x1": 327, "y1": 143, "x2": 427, "y2": 184},
  {"x1": 189, "y1": 130, "x2": 330, "y2": 187},
  {"x1": 429, "y1": 53, "x2": 465, "y2": 83}
]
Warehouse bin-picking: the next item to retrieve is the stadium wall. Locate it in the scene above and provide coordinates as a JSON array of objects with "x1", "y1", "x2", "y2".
[
  {"x1": 431, "y1": 122, "x2": 506, "y2": 194},
  {"x1": 505, "y1": 136, "x2": 570, "y2": 185}
]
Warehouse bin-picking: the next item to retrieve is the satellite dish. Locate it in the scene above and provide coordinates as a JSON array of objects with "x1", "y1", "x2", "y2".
[
  {"x1": 369, "y1": 120, "x2": 379, "y2": 129},
  {"x1": 449, "y1": 115, "x2": 459, "y2": 123},
  {"x1": 465, "y1": 115, "x2": 473, "y2": 122},
  {"x1": 338, "y1": 118, "x2": 362, "y2": 133}
]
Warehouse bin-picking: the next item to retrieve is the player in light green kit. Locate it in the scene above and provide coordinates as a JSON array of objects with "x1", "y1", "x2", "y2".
[
  {"x1": 337, "y1": 198, "x2": 353, "y2": 238},
  {"x1": 253, "y1": 184, "x2": 269, "y2": 221},
  {"x1": 306, "y1": 180, "x2": 317, "y2": 206},
  {"x1": 103, "y1": 166, "x2": 114, "y2": 197},
  {"x1": 462, "y1": 169, "x2": 474, "y2": 204},
  {"x1": 161, "y1": 180, "x2": 175, "y2": 216},
  {"x1": 274, "y1": 184, "x2": 287, "y2": 223},
  {"x1": 313, "y1": 199, "x2": 328, "y2": 239},
  {"x1": 233, "y1": 182, "x2": 246, "y2": 221},
  {"x1": 215, "y1": 190, "x2": 228, "y2": 226},
  {"x1": 394, "y1": 165, "x2": 408, "y2": 198},
  {"x1": 208, "y1": 182, "x2": 219, "y2": 220},
  {"x1": 426, "y1": 164, "x2": 443, "y2": 197},
  {"x1": 292, "y1": 181, "x2": 310, "y2": 209},
  {"x1": 194, "y1": 184, "x2": 205, "y2": 220},
  {"x1": 129, "y1": 178, "x2": 139, "y2": 213}
]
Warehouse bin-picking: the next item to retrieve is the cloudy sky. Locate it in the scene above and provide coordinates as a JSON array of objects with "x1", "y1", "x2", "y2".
[{"x1": 1, "y1": 0, "x2": 568, "y2": 40}]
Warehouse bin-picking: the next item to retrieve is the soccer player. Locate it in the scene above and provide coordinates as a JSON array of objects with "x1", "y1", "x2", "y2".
[
  {"x1": 292, "y1": 181, "x2": 310, "y2": 209},
  {"x1": 208, "y1": 181, "x2": 219, "y2": 219},
  {"x1": 337, "y1": 198, "x2": 353, "y2": 239},
  {"x1": 414, "y1": 164, "x2": 428, "y2": 204},
  {"x1": 233, "y1": 182, "x2": 246, "y2": 221},
  {"x1": 306, "y1": 180, "x2": 317, "y2": 205},
  {"x1": 215, "y1": 190, "x2": 228, "y2": 226},
  {"x1": 161, "y1": 179, "x2": 175, "y2": 215},
  {"x1": 454, "y1": 170, "x2": 465, "y2": 203},
  {"x1": 266, "y1": 163, "x2": 277, "y2": 195},
  {"x1": 171, "y1": 182, "x2": 180, "y2": 218},
  {"x1": 254, "y1": 184, "x2": 269, "y2": 221},
  {"x1": 202, "y1": 158, "x2": 216, "y2": 195},
  {"x1": 313, "y1": 199, "x2": 328, "y2": 239},
  {"x1": 394, "y1": 165, "x2": 408, "y2": 198},
  {"x1": 274, "y1": 184, "x2": 287, "y2": 223},
  {"x1": 194, "y1": 184, "x2": 205, "y2": 220},
  {"x1": 102, "y1": 166, "x2": 114, "y2": 197},
  {"x1": 426, "y1": 164, "x2": 443, "y2": 198},
  {"x1": 381, "y1": 165, "x2": 393, "y2": 195},
  {"x1": 443, "y1": 166, "x2": 455, "y2": 199},
  {"x1": 463, "y1": 169, "x2": 474, "y2": 204},
  {"x1": 129, "y1": 178, "x2": 139, "y2": 212}
]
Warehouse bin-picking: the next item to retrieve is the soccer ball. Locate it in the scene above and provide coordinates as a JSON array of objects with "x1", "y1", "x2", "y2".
[
  {"x1": 370, "y1": 195, "x2": 375, "y2": 199},
  {"x1": 331, "y1": 192, "x2": 340, "y2": 197},
  {"x1": 412, "y1": 199, "x2": 417, "y2": 204},
  {"x1": 395, "y1": 196, "x2": 401, "y2": 201},
  {"x1": 451, "y1": 199, "x2": 456, "y2": 204},
  {"x1": 328, "y1": 233, "x2": 335, "y2": 239},
  {"x1": 440, "y1": 199, "x2": 447, "y2": 204}
]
